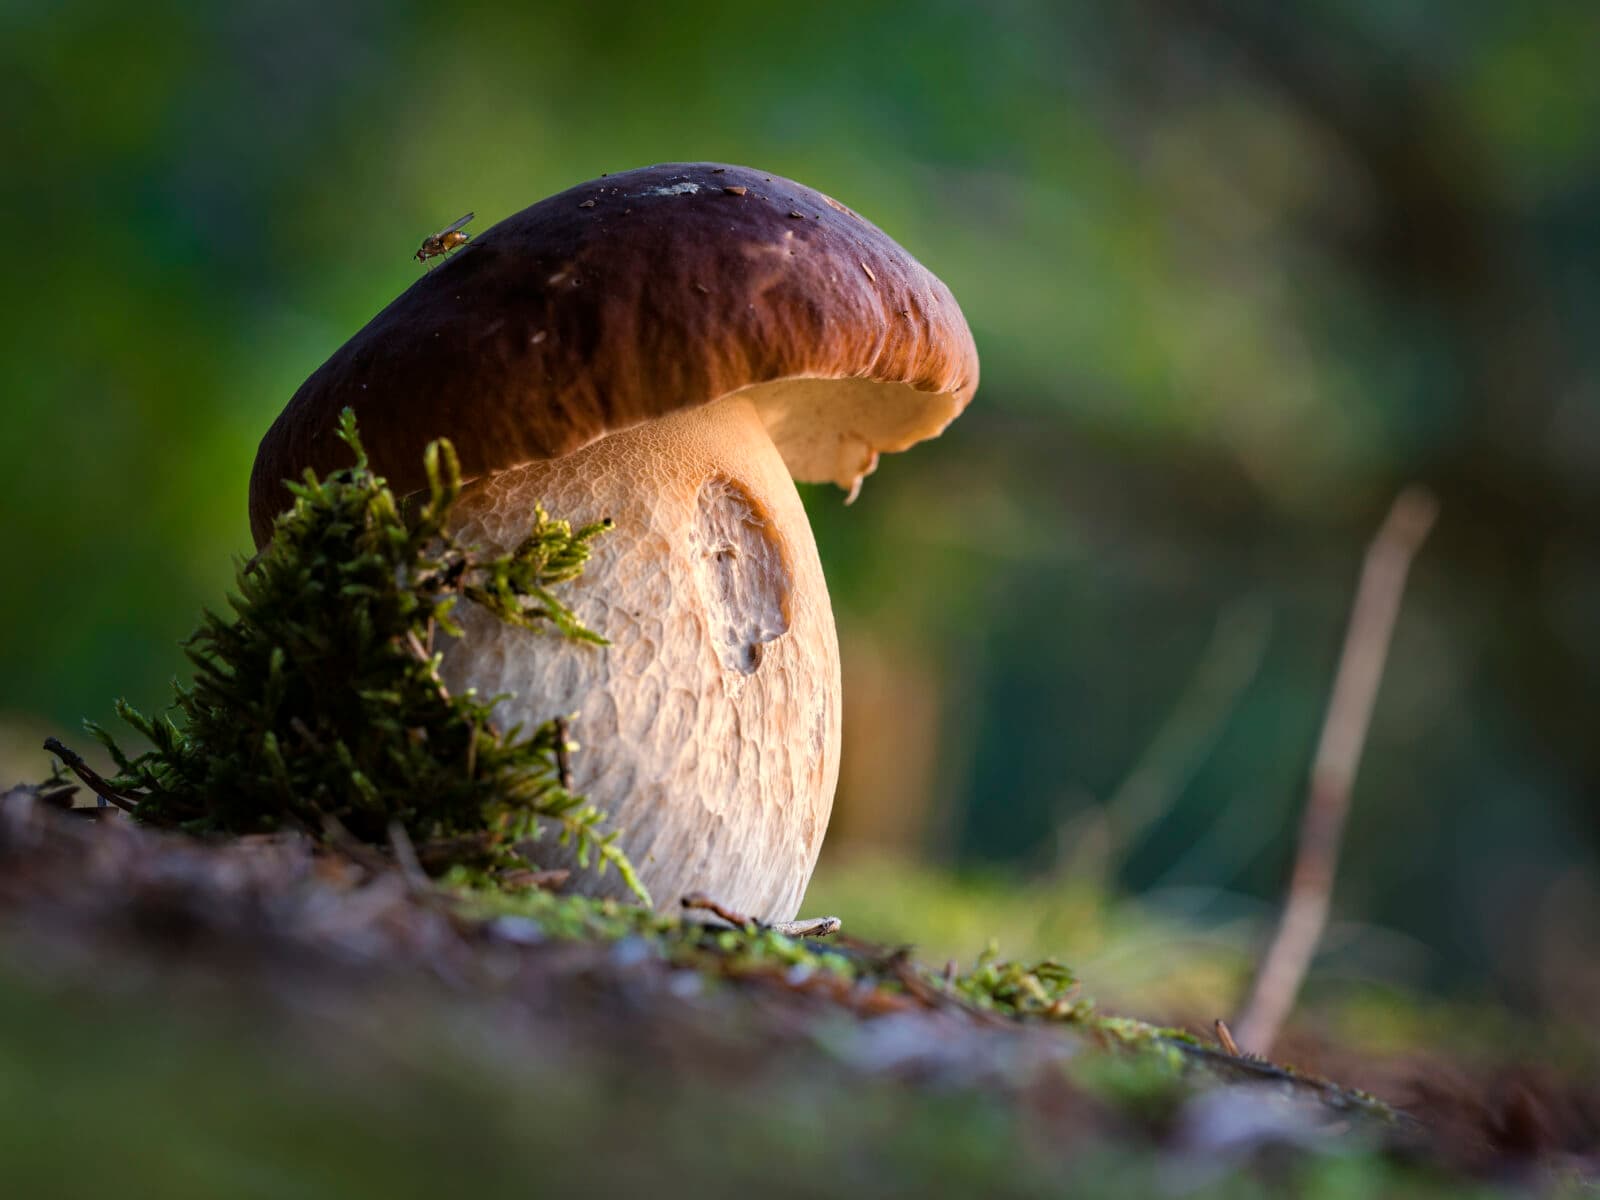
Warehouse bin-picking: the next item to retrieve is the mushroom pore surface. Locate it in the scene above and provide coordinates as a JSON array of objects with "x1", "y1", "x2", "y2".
[{"x1": 437, "y1": 392, "x2": 840, "y2": 921}]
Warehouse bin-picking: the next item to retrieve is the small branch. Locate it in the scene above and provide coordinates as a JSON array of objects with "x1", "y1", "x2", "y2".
[
  {"x1": 1214, "y1": 1018, "x2": 1241, "y2": 1057},
  {"x1": 770, "y1": 915, "x2": 843, "y2": 938},
  {"x1": 42, "y1": 738, "x2": 140, "y2": 814},
  {"x1": 681, "y1": 892, "x2": 841, "y2": 939},
  {"x1": 1234, "y1": 486, "x2": 1439, "y2": 1056},
  {"x1": 681, "y1": 892, "x2": 757, "y2": 929}
]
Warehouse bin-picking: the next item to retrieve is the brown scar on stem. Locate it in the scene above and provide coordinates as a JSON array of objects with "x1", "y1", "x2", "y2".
[{"x1": 552, "y1": 716, "x2": 574, "y2": 791}]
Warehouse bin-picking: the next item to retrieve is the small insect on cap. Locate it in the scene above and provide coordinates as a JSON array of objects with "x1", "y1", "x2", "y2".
[{"x1": 249, "y1": 162, "x2": 979, "y2": 547}]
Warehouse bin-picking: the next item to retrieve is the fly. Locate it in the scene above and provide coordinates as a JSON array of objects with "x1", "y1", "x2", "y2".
[{"x1": 415, "y1": 213, "x2": 475, "y2": 266}]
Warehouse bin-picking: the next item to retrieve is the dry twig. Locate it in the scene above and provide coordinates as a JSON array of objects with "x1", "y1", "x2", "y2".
[
  {"x1": 42, "y1": 738, "x2": 139, "y2": 814},
  {"x1": 681, "y1": 891, "x2": 756, "y2": 929},
  {"x1": 1234, "y1": 486, "x2": 1439, "y2": 1056},
  {"x1": 771, "y1": 915, "x2": 843, "y2": 939},
  {"x1": 1214, "y1": 1018, "x2": 1241, "y2": 1057},
  {"x1": 680, "y1": 892, "x2": 841, "y2": 939}
]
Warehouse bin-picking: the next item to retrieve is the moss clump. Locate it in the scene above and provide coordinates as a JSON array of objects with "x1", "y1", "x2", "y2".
[
  {"x1": 83, "y1": 410, "x2": 645, "y2": 899},
  {"x1": 951, "y1": 942, "x2": 1082, "y2": 1018}
]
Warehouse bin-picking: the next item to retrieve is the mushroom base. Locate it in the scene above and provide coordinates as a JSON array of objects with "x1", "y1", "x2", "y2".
[{"x1": 438, "y1": 394, "x2": 842, "y2": 922}]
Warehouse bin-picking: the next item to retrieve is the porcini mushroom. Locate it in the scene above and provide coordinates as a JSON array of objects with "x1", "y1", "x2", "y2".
[{"x1": 249, "y1": 163, "x2": 978, "y2": 921}]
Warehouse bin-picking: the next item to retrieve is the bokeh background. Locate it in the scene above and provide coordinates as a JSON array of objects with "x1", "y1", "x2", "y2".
[{"x1": 4, "y1": 0, "x2": 1597, "y2": 1035}]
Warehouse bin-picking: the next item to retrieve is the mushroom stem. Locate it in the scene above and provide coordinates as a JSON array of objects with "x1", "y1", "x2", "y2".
[{"x1": 438, "y1": 394, "x2": 842, "y2": 922}]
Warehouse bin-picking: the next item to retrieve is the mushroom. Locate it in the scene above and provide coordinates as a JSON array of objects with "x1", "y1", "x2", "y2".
[{"x1": 249, "y1": 163, "x2": 979, "y2": 921}]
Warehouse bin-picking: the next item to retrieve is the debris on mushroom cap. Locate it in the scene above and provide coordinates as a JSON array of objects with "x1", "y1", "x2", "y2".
[{"x1": 249, "y1": 162, "x2": 979, "y2": 548}]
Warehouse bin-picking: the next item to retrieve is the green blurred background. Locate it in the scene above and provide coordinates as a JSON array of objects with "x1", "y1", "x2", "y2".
[{"x1": 3, "y1": 0, "x2": 1597, "y2": 1022}]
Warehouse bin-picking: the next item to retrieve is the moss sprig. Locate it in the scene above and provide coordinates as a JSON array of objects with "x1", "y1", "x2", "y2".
[
  {"x1": 84, "y1": 409, "x2": 646, "y2": 901},
  {"x1": 950, "y1": 943, "x2": 1082, "y2": 1019}
]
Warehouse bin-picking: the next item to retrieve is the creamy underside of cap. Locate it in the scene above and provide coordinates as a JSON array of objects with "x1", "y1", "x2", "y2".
[{"x1": 732, "y1": 377, "x2": 964, "y2": 502}]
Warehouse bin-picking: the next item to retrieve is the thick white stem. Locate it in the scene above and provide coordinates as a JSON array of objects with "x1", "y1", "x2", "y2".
[{"x1": 438, "y1": 394, "x2": 842, "y2": 921}]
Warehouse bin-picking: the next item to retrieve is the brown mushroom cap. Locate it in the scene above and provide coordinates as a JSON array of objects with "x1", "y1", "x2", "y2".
[{"x1": 248, "y1": 162, "x2": 979, "y2": 547}]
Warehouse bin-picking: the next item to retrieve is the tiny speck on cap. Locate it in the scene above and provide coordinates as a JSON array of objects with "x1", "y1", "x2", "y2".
[
  {"x1": 711, "y1": 167, "x2": 726, "y2": 173},
  {"x1": 723, "y1": 185, "x2": 748, "y2": 196},
  {"x1": 788, "y1": 210, "x2": 804, "y2": 218},
  {"x1": 579, "y1": 199, "x2": 596, "y2": 208},
  {"x1": 861, "y1": 262, "x2": 876, "y2": 283}
]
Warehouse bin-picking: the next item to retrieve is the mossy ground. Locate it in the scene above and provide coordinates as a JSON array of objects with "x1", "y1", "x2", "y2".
[
  {"x1": 0, "y1": 980, "x2": 1496, "y2": 1200},
  {"x1": 1, "y1": 790, "x2": 1592, "y2": 1197}
]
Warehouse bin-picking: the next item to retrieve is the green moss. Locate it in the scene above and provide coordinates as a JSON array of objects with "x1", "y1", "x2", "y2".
[
  {"x1": 456, "y1": 883, "x2": 862, "y2": 984},
  {"x1": 73, "y1": 411, "x2": 645, "y2": 899},
  {"x1": 950, "y1": 940, "x2": 1082, "y2": 1018},
  {"x1": 457, "y1": 885, "x2": 1215, "y2": 1068}
]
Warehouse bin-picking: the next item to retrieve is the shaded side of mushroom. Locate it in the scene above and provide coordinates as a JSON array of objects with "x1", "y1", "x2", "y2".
[{"x1": 250, "y1": 163, "x2": 979, "y2": 921}]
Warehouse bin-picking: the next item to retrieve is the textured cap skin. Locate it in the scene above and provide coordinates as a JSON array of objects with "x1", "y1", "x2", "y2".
[{"x1": 249, "y1": 162, "x2": 979, "y2": 548}]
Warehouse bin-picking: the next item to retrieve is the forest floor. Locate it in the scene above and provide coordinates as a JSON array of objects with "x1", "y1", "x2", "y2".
[{"x1": 0, "y1": 784, "x2": 1594, "y2": 1199}]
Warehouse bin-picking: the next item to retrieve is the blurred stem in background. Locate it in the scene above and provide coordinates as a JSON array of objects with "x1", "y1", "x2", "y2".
[{"x1": 1237, "y1": 486, "x2": 1439, "y2": 1054}]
